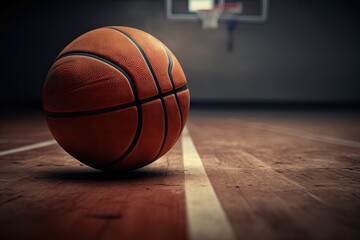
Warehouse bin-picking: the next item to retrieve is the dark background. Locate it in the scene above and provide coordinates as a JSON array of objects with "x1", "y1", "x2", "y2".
[{"x1": 1, "y1": 0, "x2": 360, "y2": 107}]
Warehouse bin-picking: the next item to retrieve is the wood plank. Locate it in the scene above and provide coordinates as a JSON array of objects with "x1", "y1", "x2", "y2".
[
  {"x1": 1, "y1": 110, "x2": 360, "y2": 240},
  {"x1": 188, "y1": 114, "x2": 360, "y2": 240},
  {"x1": 0, "y1": 128, "x2": 185, "y2": 240},
  {"x1": 0, "y1": 113, "x2": 52, "y2": 151}
]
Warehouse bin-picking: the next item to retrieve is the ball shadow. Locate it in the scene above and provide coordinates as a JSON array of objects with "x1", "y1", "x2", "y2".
[{"x1": 39, "y1": 166, "x2": 169, "y2": 182}]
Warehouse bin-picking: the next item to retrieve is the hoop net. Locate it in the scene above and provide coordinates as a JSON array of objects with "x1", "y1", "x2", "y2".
[
  {"x1": 196, "y1": 8, "x2": 223, "y2": 29},
  {"x1": 196, "y1": 3, "x2": 243, "y2": 29}
]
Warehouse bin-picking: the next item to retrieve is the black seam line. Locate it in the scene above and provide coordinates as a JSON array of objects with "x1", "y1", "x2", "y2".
[
  {"x1": 56, "y1": 52, "x2": 139, "y2": 100},
  {"x1": 45, "y1": 84, "x2": 188, "y2": 118},
  {"x1": 55, "y1": 51, "x2": 144, "y2": 169},
  {"x1": 107, "y1": 27, "x2": 169, "y2": 162},
  {"x1": 162, "y1": 45, "x2": 184, "y2": 129},
  {"x1": 106, "y1": 27, "x2": 164, "y2": 95}
]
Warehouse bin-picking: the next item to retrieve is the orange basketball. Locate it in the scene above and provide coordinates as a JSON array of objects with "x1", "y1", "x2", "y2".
[{"x1": 43, "y1": 26, "x2": 190, "y2": 171}]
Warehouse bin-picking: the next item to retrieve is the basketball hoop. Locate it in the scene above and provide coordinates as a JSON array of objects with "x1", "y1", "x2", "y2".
[
  {"x1": 196, "y1": 7, "x2": 223, "y2": 29},
  {"x1": 195, "y1": 3, "x2": 243, "y2": 29}
]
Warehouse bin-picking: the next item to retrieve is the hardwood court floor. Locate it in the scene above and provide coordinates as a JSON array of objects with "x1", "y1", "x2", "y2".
[{"x1": 0, "y1": 109, "x2": 359, "y2": 240}]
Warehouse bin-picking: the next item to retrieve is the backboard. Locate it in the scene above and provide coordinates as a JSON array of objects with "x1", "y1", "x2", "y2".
[{"x1": 165, "y1": 0, "x2": 268, "y2": 22}]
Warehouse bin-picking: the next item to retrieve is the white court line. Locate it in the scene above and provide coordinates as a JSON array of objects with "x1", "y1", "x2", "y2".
[
  {"x1": 0, "y1": 139, "x2": 57, "y2": 157},
  {"x1": 234, "y1": 121, "x2": 360, "y2": 149},
  {"x1": 182, "y1": 127, "x2": 236, "y2": 240}
]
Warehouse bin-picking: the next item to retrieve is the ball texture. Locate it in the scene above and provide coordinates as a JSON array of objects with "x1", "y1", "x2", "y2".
[{"x1": 43, "y1": 26, "x2": 190, "y2": 171}]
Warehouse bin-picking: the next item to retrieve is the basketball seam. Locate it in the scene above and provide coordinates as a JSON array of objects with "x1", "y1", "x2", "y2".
[
  {"x1": 45, "y1": 84, "x2": 188, "y2": 117},
  {"x1": 162, "y1": 45, "x2": 184, "y2": 129},
  {"x1": 55, "y1": 52, "x2": 139, "y2": 99},
  {"x1": 107, "y1": 27, "x2": 169, "y2": 163},
  {"x1": 52, "y1": 51, "x2": 143, "y2": 170},
  {"x1": 48, "y1": 52, "x2": 188, "y2": 117}
]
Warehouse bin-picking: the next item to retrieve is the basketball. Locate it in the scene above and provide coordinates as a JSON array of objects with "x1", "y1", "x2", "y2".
[{"x1": 42, "y1": 26, "x2": 190, "y2": 171}]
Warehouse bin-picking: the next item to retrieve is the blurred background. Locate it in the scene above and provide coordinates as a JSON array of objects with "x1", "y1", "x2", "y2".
[{"x1": 1, "y1": 0, "x2": 360, "y2": 108}]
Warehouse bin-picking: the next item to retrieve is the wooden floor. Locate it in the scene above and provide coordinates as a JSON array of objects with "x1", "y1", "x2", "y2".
[{"x1": 0, "y1": 109, "x2": 359, "y2": 240}]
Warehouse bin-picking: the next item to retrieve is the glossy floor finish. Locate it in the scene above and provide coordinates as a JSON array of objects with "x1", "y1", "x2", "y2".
[{"x1": 0, "y1": 109, "x2": 359, "y2": 240}]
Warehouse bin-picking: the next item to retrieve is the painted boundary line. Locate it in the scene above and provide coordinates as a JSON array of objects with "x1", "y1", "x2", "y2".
[
  {"x1": 0, "y1": 140, "x2": 57, "y2": 157},
  {"x1": 182, "y1": 127, "x2": 236, "y2": 240},
  {"x1": 1, "y1": 126, "x2": 238, "y2": 240},
  {"x1": 233, "y1": 121, "x2": 360, "y2": 149}
]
